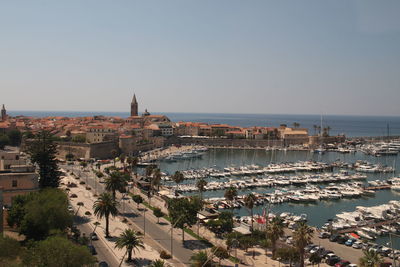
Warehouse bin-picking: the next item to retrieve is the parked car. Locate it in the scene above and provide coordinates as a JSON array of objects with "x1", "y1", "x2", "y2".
[
  {"x1": 330, "y1": 234, "x2": 340, "y2": 242},
  {"x1": 352, "y1": 241, "x2": 363, "y2": 249},
  {"x1": 348, "y1": 264, "x2": 357, "y2": 267},
  {"x1": 70, "y1": 193, "x2": 78, "y2": 198},
  {"x1": 305, "y1": 244, "x2": 317, "y2": 253},
  {"x1": 319, "y1": 232, "x2": 330, "y2": 239},
  {"x1": 90, "y1": 233, "x2": 98, "y2": 241},
  {"x1": 321, "y1": 250, "x2": 334, "y2": 259},
  {"x1": 310, "y1": 246, "x2": 324, "y2": 254},
  {"x1": 335, "y1": 260, "x2": 350, "y2": 267},
  {"x1": 345, "y1": 239, "x2": 355, "y2": 246},
  {"x1": 98, "y1": 261, "x2": 109, "y2": 267},
  {"x1": 326, "y1": 256, "x2": 341, "y2": 266},
  {"x1": 336, "y1": 236, "x2": 347, "y2": 244}
]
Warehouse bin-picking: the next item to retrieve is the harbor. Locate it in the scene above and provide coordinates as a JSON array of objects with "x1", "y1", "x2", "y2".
[{"x1": 153, "y1": 145, "x2": 400, "y2": 250}]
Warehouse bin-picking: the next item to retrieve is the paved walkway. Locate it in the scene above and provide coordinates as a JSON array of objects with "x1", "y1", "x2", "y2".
[{"x1": 62, "y1": 172, "x2": 173, "y2": 266}]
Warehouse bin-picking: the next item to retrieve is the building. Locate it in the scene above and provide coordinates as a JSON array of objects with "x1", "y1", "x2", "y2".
[
  {"x1": 1, "y1": 105, "x2": 6, "y2": 121},
  {"x1": 86, "y1": 126, "x2": 117, "y2": 143},
  {"x1": 131, "y1": 94, "x2": 138, "y2": 117},
  {"x1": 0, "y1": 150, "x2": 39, "y2": 206},
  {"x1": 279, "y1": 127, "x2": 309, "y2": 145}
]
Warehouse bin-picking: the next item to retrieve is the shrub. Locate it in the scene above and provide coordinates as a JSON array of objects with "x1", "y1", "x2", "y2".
[{"x1": 159, "y1": 250, "x2": 172, "y2": 259}]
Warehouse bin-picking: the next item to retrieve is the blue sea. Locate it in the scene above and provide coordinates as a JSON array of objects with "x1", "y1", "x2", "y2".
[{"x1": 8, "y1": 110, "x2": 400, "y2": 137}]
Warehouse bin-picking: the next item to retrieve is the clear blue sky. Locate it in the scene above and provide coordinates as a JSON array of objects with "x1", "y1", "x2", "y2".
[{"x1": 1, "y1": 1, "x2": 400, "y2": 116}]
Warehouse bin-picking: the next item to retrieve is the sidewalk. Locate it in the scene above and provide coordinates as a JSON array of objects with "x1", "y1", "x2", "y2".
[{"x1": 62, "y1": 173, "x2": 172, "y2": 267}]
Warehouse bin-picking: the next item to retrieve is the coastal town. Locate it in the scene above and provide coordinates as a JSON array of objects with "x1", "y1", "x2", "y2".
[
  {"x1": 0, "y1": 94, "x2": 399, "y2": 267},
  {"x1": 0, "y1": 95, "x2": 346, "y2": 161},
  {"x1": 1, "y1": 1, "x2": 400, "y2": 267}
]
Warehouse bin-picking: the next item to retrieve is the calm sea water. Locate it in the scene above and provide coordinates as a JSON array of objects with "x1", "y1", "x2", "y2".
[
  {"x1": 8, "y1": 110, "x2": 400, "y2": 137},
  {"x1": 158, "y1": 149, "x2": 400, "y2": 248}
]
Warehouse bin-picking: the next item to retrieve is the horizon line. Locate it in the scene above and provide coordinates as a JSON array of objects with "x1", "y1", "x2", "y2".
[{"x1": 6, "y1": 109, "x2": 400, "y2": 118}]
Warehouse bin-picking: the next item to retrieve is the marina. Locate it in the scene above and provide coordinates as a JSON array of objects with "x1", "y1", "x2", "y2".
[{"x1": 155, "y1": 146, "x2": 400, "y2": 249}]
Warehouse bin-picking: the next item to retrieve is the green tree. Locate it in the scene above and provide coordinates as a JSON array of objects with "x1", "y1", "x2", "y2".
[
  {"x1": 217, "y1": 211, "x2": 234, "y2": 234},
  {"x1": 7, "y1": 193, "x2": 32, "y2": 228},
  {"x1": 105, "y1": 171, "x2": 129, "y2": 200},
  {"x1": 0, "y1": 134, "x2": 10, "y2": 150},
  {"x1": 293, "y1": 222, "x2": 314, "y2": 267},
  {"x1": 309, "y1": 253, "x2": 322, "y2": 266},
  {"x1": 132, "y1": 194, "x2": 144, "y2": 209},
  {"x1": 213, "y1": 246, "x2": 229, "y2": 265},
  {"x1": 22, "y1": 236, "x2": 96, "y2": 267},
  {"x1": 172, "y1": 171, "x2": 184, "y2": 185},
  {"x1": 72, "y1": 135, "x2": 86, "y2": 143},
  {"x1": 93, "y1": 192, "x2": 118, "y2": 238},
  {"x1": 150, "y1": 259, "x2": 167, "y2": 267},
  {"x1": 27, "y1": 131, "x2": 61, "y2": 188},
  {"x1": 266, "y1": 216, "x2": 285, "y2": 259},
  {"x1": 190, "y1": 250, "x2": 213, "y2": 267},
  {"x1": 111, "y1": 149, "x2": 118, "y2": 166},
  {"x1": 153, "y1": 207, "x2": 164, "y2": 224},
  {"x1": 14, "y1": 189, "x2": 72, "y2": 240},
  {"x1": 224, "y1": 187, "x2": 237, "y2": 213},
  {"x1": 359, "y1": 250, "x2": 383, "y2": 267},
  {"x1": 114, "y1": 229, "x2": 144, "y2": 262},
  {"x1": 0, "y1": 235, "x2": 22, "y2": 266},
  {"x1": 151, "y1": 168, "x2": 162, "y2": 192},
  {"x1": 244, "y1": 193, "x2": 256, "y2": 232},
  {"x1": 276, "y1": 247, "x2": 300, "y2": 267},
  {"x1": 7, "y1": 129, "x2": 22, "y2": 146},
  {"x1": 167, "y1": 196, "x2": 202, "y2": 243},
  {"x1": 196, "y1": 178, "x2": 207, "y2": 201}
]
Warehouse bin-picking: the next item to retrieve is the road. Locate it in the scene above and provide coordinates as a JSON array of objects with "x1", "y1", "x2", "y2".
[
  {"x1": 75, "y1": 217, "x2": 120, "y2": 267},
  {"x1": 63, "y1": 164, "x2": 197, "y2": 266}
]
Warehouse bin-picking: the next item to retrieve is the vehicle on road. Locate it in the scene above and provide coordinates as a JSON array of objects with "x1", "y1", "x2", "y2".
[
  {"x1": 335, "y1": 260, "x2": 350, "y2": 267},
  {"x1": 90, "y1": 232, "x2": 99, "y2": 241}
]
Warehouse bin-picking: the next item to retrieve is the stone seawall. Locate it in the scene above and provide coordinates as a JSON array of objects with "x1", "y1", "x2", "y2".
[
  {"x1": 57, "y1": 141, "x2": 118, "y2": 160},
  {"x1": 165, "y1": 137, "x2": 284, "y2": 148}
]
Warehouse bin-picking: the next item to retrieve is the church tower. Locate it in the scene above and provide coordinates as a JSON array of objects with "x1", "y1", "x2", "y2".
[
  {"x1": 130, "y1": 94, "x2": 138, "y2": 117},
  {"x1": 1, "y1": 104, "x2": 6, "y2": 121}
]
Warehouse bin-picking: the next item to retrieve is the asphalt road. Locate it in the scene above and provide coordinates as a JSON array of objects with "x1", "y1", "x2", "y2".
[
  {"x1": 75, "y1": 218, "x2": 120, "y2": 267},
  {"x1": 63, "y1": 164, "x2": 197, "y2": 266}
]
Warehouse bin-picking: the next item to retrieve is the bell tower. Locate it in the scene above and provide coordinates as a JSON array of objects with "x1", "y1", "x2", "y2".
[
  {"x1": 1, "y1": 105, "x2": 6, "y2": 121},
  {"x1": 130, "y1": 94, "x2": 138, "y2": 117}
]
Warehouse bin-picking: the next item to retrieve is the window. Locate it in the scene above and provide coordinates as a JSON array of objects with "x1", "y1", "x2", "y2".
[{"x1": 12, "y1": 180, "x2": 18, "y2": 187}]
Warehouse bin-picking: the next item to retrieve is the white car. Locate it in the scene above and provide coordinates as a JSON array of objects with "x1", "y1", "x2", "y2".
[{"x1": 352, "y1": 242, "x2": 362, "y2": 249}]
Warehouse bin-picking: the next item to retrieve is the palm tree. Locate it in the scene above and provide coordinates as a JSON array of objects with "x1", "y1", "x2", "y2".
[
  {"x1": 326, "y1": 126, "x2": 331, "y2": 136},
  {"x1": 359, "y1": 250, "x2": 383, "y2": 267},
  {"x1": 190, "y1": 250, "x2": 213, "y2": 267},
  {"x1": 293, "y1": 122, "x2": 300, "y2": 128},
  {"x1": 145, "y1": 165, "x2": 155, "y2": 179},
  {"x1": 224, "y1": 187, "x2": 237, "y2": 213},
  {"x1": 93, "y1": 192, "x2": 118, "y2": 238},
  {"x1": 293, "y1": 221, "x2": 314, "y2": 267},
  {"x1": 172, "y1": 171, "x2": 185, "y2": 185},
  {"x1": 244, "y1": 193, "x2": 257, "y2": 231},
  {"x1": 111, "y1": 149, "x2": 118, "y2": 166},
  {"x1": 119, "y1": 153, "x2": 126, "y2": 168},
  {"x1": 266, "y1": 216, "x2": 285, "y2": 259},
  {"x1": 152, "y1": 168, "x2": 162, "y2": 192},
  {"x1": 105, "y1": 171, "x2": 128, "y2": 200},
  {"x1": 150, "y1": 259, "x2": 167, "y2": 267},
  {"x1": 196, "y1": 178, "x2": 207, "y2": 201},
  {"x1": 313, "y1": 125, "x2": 318, "y2": 136},
  {"x1": 75, "y1": 201, "x2": 84, "y2": 216},
  {"x1": 114, "y1": 229, "x2": 144, "y2": 262}
]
